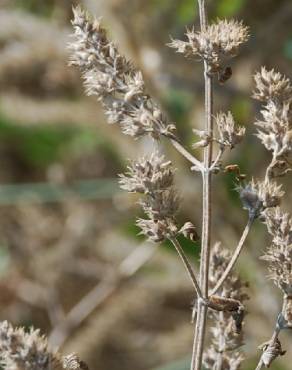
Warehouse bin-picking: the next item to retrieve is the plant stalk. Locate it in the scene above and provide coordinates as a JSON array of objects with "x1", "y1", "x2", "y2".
[{"x1": 191, "y1": 1, "x2": 214, "y2": 369}]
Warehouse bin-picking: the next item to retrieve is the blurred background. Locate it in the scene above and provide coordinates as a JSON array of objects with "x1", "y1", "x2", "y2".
[{"x1": 0, "y1": 0, "x2": 291, "y2": 369}]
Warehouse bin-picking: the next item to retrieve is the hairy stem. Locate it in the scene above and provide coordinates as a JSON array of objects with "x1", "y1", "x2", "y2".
[
  {"x1": 210, "y1": 216, "x2": 254, "y2": 296},
  {"x1": 191, "y1": 1, "x2": 213, "y2": 369},
  {"x1": 170, "y1": 238, "x2": 203, "y2": 298}
]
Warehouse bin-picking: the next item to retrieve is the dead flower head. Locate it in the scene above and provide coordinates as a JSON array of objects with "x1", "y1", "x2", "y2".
[
  {"x1": 168, "y1": 19, "x2": 249, "y2": 73},
  {"x1": 119, "y1": 152, "x2": 174, "y2": 194},
  {"x1": 238, "y1": 179, "x2": 284, "y2": 218},
  {"x1": 215, "y1": 111, "x2": 246, "y2": 149}
]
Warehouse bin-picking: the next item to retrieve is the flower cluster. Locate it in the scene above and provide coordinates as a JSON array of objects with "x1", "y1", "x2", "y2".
[
  {"x1": 168, "y1": 19, "x2": 249, "y2": 73},
  {"x1": 69, "y1": 6, "x2": 176, "y2": 139},
  {"x1": 204, "y1": 243, "x2": 249, "y2": 370},
  {"x1": 215, "y1": 111, "x2": 246, "y2": 149},
  {"x1": 261, "y1": 208, "x2": 292, "y2": 298},
  {"x1": 238, "y1": 179, "x2": 284, "y2": 218},
  {"x1": 120, "y1": 152, "x2": 179, "y2": 242},
  {"x1": 0, "y1": 321, "x2": 90, "y2": 370},
  {"x1": 253, "y1": 68, "x2": 292, "y2": 175}
]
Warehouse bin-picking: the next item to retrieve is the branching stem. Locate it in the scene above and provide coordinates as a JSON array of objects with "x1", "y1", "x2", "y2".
[
  {"x1": 170, "y1": 137, "x2": 203, "y2": 171},
  {"x1": 170, "y1": 238, "x2": 203, "y2": 298},
  {"x1": 210, "y1": 215, "x2": 255, "y2": 296}
]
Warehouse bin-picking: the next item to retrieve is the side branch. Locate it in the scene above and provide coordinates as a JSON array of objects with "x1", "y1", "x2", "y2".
[
  {"x1": 210, "y1": 216, "x2": 254, "y2": 296},
  {"x1": 170, "y1": 238, "x2": 203, "y2": 298},
  {"x1": 169, "y1": 137, "x2": 203, "y2": 171}
]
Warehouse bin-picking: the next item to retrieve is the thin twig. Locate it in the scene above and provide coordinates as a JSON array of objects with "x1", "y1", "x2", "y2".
[
  {"x1": 191, "y1": 1, "x2": 214, "y2": 369},
  {"x1": 170, "y1": 137, "x2": 203, "y2": 171},
  {"x1": 49, "y1": 243, "x2": 156, "y2": 348},
  {"x1": 170, "y1": 237, "x2": 203, "y2": 298},
  {"x1": 210, "y1": 216, "x2": 255, "y2": 296}
]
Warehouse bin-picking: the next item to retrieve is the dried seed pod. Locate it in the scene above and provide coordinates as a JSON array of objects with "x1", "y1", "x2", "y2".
[{"x1": 208, "y1": 295, "x2": 242, "y2": 312}]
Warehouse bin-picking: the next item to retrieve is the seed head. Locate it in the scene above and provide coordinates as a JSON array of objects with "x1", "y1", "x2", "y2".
[{"x1": 168, "y1": 19, "x2": 249, "y2": 73}]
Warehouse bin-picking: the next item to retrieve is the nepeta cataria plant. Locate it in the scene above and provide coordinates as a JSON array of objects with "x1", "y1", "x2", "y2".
[{"x1": 67, "y1": 1, "x2": 292, "y2": 370}]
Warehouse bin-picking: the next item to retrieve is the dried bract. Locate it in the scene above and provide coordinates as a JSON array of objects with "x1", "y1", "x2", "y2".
[
  {"x1": 120, "y1": 153, "x2": 179, "y2": 242},
  {"x1": 216, "y1": 111, "x2": 245, "y2": 149},
  {"x1": 63, "y1": 354, "x2": 89, "y2": 370},
  {"x1": 255, "y1": 101, "x2": 292, "y2": 156},
  {"x1": 179, "y1": 222, "x2": 199, "y2": 242},
  {"x1": 168, "y1": 19, "x2": 249, "y2": 73},
  {"x1": 69, "y1": 6, "x2": 176, "y2": 139},
  {"x1": 253, "y1": 68, "x2": 292, "y2": 103},
  {"x1": 261, "y1": 208, "x2": 292, "y2": 295},
  {"x1": 119, "y1": 152, "x2": 174, "y2": 194},
  {"x1": 136, "y1": 218, "x2": 177, "y2": 243}
]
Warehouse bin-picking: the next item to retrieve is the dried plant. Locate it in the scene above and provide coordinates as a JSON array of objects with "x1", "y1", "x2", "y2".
[
  {"x1": 0, "y1": 321, "x2": 90, "y2": 370},
  {"x1": 1, "y1": 2, "x2": 292, "y2": 370}
]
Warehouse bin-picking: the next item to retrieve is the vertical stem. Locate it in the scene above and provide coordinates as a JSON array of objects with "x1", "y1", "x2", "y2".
[{"x1": 191, "y1": 1, "x2": 214, "y2": 369}]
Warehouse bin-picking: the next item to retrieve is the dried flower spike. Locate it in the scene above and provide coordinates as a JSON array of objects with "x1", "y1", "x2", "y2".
[{"x1": 69, "y1": 6, "x2": 176, "y2": 139}]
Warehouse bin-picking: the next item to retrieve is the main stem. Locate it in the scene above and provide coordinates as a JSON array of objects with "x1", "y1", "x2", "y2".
[{"x1": 191, "y1": 1, "x2": 214, "y2": 369}]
